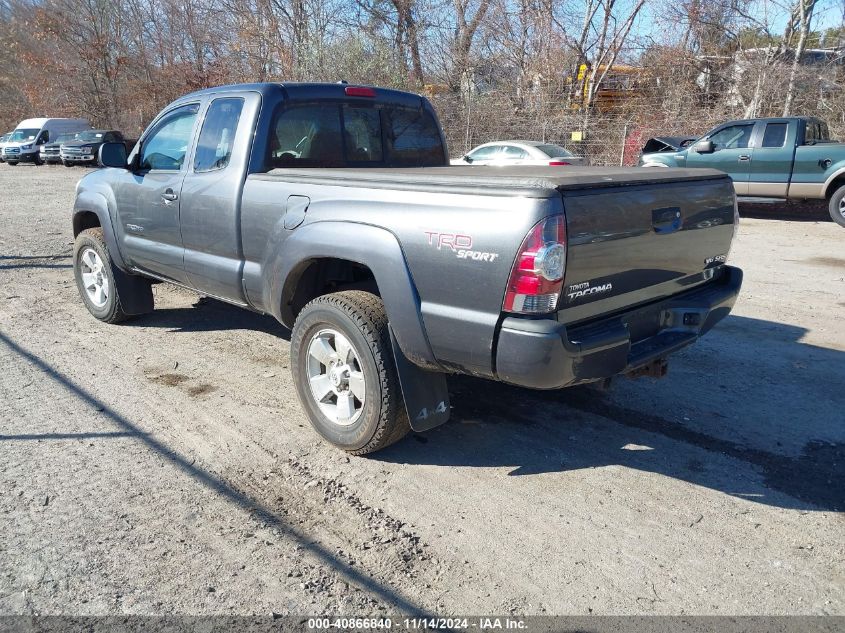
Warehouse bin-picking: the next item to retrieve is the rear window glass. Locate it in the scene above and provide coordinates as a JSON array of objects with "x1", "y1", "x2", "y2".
[
  {"x1": 387, "y1": 109, "x2": 444, "y2": 166},
  {"x1": 762, "y1": 123, "x2": 787, "y2": 148},
  {"x1": 343, "y1": 107, "x2": 383, "y2": 162},
  {"x1": 537, "y1": 144, "x2": 573, "y2": 158},
  {"x1": 266, "y1": 103, "x2": 444, "y2": 169}
]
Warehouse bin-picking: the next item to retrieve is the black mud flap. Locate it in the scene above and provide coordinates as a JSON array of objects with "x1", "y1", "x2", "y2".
[
  {"x1": 389, "y1": 327, "x2": 450, "y2": 432},
  {"x1": 111, "y1": 263, "x2": 154, "y2": 315}
]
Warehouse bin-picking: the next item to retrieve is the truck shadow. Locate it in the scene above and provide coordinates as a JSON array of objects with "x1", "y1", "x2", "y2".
[
  {"x1": 379, "y1": 315, "x2": 845, "y2": 513},
  {"x1": 0, "y1": 254, "x2": 72, "y2": 270},
  {"x1": 0, "y1": 330, "x2": 427, "y2": 614},
  {"x1": 122, "y1": 298, "x2": 843, "y2": 512},
  {"x1": 738, "y1": 199, "x2": 831, "y2": 222},
  {"x1": 133, "y1": 297, "x2": 291, "y2": 338}
]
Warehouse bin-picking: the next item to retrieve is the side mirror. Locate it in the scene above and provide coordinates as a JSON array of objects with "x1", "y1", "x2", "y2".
[
  {"x1": 693, "y1": 140, "x2": 714, "y2": 153},
  {"x1": 99, "y1": 142, "x2": 128, "y2": 168},
  {"x1": 464, "y1": 155, "x2": 473, "y2": 163}
]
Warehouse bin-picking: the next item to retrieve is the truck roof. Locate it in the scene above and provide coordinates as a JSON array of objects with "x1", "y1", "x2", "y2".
[
  {"x1": 177, "y1": 82, "x2": 426, "y2": 108},
  {"x1": 718, "y1": 115, "x2": 823, "y2": 126}
]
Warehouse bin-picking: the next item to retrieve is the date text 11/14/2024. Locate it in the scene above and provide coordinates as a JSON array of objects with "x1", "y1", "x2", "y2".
[{"x1": 307, "y1": 617, "x2": 528, "y2": 630}]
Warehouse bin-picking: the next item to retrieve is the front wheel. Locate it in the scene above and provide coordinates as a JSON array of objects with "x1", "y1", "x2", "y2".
[
  {"x1": 73, "y1": 228, "x2": 130, "y2": 324},
  {"x1": 291, "y1": 291, "x2": 410, "y2": 455},
  {"x1": 828, "y1": 185, "x2": 845, "y2": 228},
  {"x1": 7, "y1": 161, "x2": 17, "y2": 166}
]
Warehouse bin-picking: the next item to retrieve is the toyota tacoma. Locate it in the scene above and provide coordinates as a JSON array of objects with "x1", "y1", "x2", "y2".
[{"x1": 71, "y1": 82, "x2": 742, "y2": 454}]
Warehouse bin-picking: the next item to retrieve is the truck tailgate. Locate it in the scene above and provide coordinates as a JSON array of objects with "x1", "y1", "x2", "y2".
[{"x1": 558, "y1": 177, "x2": 737, "y2": 325}]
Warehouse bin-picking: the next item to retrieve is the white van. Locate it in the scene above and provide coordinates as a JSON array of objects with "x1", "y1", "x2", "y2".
[
  {"x1": 2, "y1": 118, "x2": 90, "y2": 165},
  {"x1": 0, "y1": 132, "x2": 13, "y2": 163}
]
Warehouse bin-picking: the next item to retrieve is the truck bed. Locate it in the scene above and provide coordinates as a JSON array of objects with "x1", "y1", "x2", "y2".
[
  {"x1": 247, "y1": 164, "x2": 736, "y2": 377},
  {"x1": 256, "y1": 165, "x2": 728, "y2": 197}
]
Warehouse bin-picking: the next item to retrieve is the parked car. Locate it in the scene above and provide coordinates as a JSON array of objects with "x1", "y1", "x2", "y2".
[
  {"x1": 41, "y1": 132, "x2": 81, "y2": 165},
  {"x1": 640, "y1": 116, "x2": 845, "y2": 227},
  {"x1": 451, "y1": 140, "x2": 585, "y2": 166},
  {"x1": 61, "y1": 129, "x2": 128, "y2": 166},
  {"x1": 71, "y1": 82, "x2": 741, "y2": 455},
  {"x1": 2, "y1": 118, "x2": 90, "y2": 165},
  {"x1": 0, "y1": 132, "x2": 14, "y2": 163}
]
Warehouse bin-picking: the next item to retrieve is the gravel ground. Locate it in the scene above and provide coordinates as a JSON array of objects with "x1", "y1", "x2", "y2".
[{"x1": 0, "y1": 164, "x2": 842, "y2": 616}]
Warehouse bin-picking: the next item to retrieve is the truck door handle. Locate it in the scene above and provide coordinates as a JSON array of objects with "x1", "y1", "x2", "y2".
[
  {"x1": 738, "y1": 155, "x2": 750, "y2": 161},
  {"x1": 161, "y1": 189, "x2": 178, "y2": 202}
]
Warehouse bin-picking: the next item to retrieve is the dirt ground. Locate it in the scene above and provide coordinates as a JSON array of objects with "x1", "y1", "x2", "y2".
[{"x1": 0, "y1": 164, "x2": 842, "y2": 616}]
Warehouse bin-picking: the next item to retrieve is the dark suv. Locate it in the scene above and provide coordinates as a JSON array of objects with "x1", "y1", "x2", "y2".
[{"x1": 61, "y1": 130, "x2": 126, "y2": 166}]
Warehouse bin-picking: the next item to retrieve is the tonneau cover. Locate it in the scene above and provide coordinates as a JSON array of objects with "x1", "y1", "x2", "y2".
[{"x1": 254, "y1": 165, "x2": 728, "y2": 198}]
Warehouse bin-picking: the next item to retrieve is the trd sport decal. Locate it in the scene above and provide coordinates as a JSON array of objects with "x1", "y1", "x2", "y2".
[{"x1": 424, "y1": 231, "x2": 500, "y2": 263}]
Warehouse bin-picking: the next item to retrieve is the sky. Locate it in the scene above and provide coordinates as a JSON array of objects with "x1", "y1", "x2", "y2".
[{"x1": 633, "y1": 0, "x2": 845, "y2": 48}]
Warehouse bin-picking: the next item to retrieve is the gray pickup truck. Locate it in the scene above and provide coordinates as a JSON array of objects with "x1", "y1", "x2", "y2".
[{"x1": 72, "y1": 82, "x2": 742, "y2": 454}]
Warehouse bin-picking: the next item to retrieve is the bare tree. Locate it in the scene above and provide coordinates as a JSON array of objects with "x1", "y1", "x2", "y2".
[{"x1": 783, "y1": 0, "x2": 818, "y2": 115}]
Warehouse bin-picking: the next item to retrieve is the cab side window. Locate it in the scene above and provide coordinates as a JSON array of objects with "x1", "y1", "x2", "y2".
[
  {"x1": 501, "y1": 145, "x2": 528, "y2": 159},
  {"x1": 140, "y1": 103, "x2": 199, "y2": 171},
  {"x1": 762, "y1": 123, "x2": 787, "y2": 148},
  {"x1": 709, "y1": 124, "x2": 754, "y2": 150},
  {"x1": 467, "y1": 146, "x2": 501, "y2": 161},
  {"x1": 194, "y1": 98, "x2": 245, "y2": 172}
]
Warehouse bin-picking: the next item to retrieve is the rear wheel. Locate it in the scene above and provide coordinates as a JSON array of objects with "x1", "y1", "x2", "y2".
[
  {"x1": 829, "y1": 185, "x2": 845, "y2": 228},
  {"x1": 291, "y1": 291, "x2": 410, "y2": 455},
  {"x1": 73, "y1": 228, "x2": 130, "y2": 324}
]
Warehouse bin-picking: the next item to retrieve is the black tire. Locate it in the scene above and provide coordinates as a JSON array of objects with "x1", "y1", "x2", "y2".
[
  {"x1": 7, "y1": 161, "x2": 17, "y2": 166},
  {"x1": 33, "y1": 155, "x2": 43, "y2": 166},
  {"x1": 291, "y1": 290, "x2": 410, "y2": 455},
  {"x1": 73, "y1": 228, "x2": 130, "y2": 324},
  {"x1": 63, "y1": 161, "x2": 72, "y2": 167},
  {"x1": 828, "y1": 185, "x2": 845, "y2": 228}
]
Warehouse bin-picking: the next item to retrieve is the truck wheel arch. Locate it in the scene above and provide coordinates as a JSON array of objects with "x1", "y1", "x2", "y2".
[
  {"x1": 824, "y1": 171, "x2": 845, "y2": 200},
  {"x1": 269, "y1": 222, "x2": 440, "y2": 371},
  {"x1": 72, "y1": 192, "x2": 154, "y2": 316},
  {"x1": 72, "y1": 191, "x2": 128, "y2": 269},
  {"x1": 72, "y1": 210, "x2": 101, "y2": 236}
]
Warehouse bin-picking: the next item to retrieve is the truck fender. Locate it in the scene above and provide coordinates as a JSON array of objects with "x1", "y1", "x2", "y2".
[
  {"x1": 269, "y1": 221, "x2": 440, "y2": 370},
  {"x1": 73, "y1": 190, "x2": 125, "y2": 267},
  {"x1": 822, "y1": 164, "x2": 845, "y2": 197},
  {"x1": 72, "y1": 191, "x2": 153, "y2": 316}
]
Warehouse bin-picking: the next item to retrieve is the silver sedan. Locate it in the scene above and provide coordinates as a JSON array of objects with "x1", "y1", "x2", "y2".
[{"x1": 451, "y1": 140, "x2": 585, "y2": 166}]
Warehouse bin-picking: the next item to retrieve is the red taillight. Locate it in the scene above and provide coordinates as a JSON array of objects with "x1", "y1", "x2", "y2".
[
  {"x1": 345, "y1": 86, "x2": 376, "y2": 98},
  {"x1": 503, "y1": 215, "x2": 567, "y2": 314},
  {"x1": 548, "y1": 160, "x2": 571, "y2": 166}
]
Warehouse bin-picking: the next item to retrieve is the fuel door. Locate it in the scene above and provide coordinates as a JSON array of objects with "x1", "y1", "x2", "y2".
[{"x1": 284, "y1": 195, "x2": 310, "y2": 230}]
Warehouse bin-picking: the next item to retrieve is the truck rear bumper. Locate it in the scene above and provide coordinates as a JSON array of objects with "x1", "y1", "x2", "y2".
[{"x1": 495, "y1": 265, "x2": 742, "y2": 390}]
